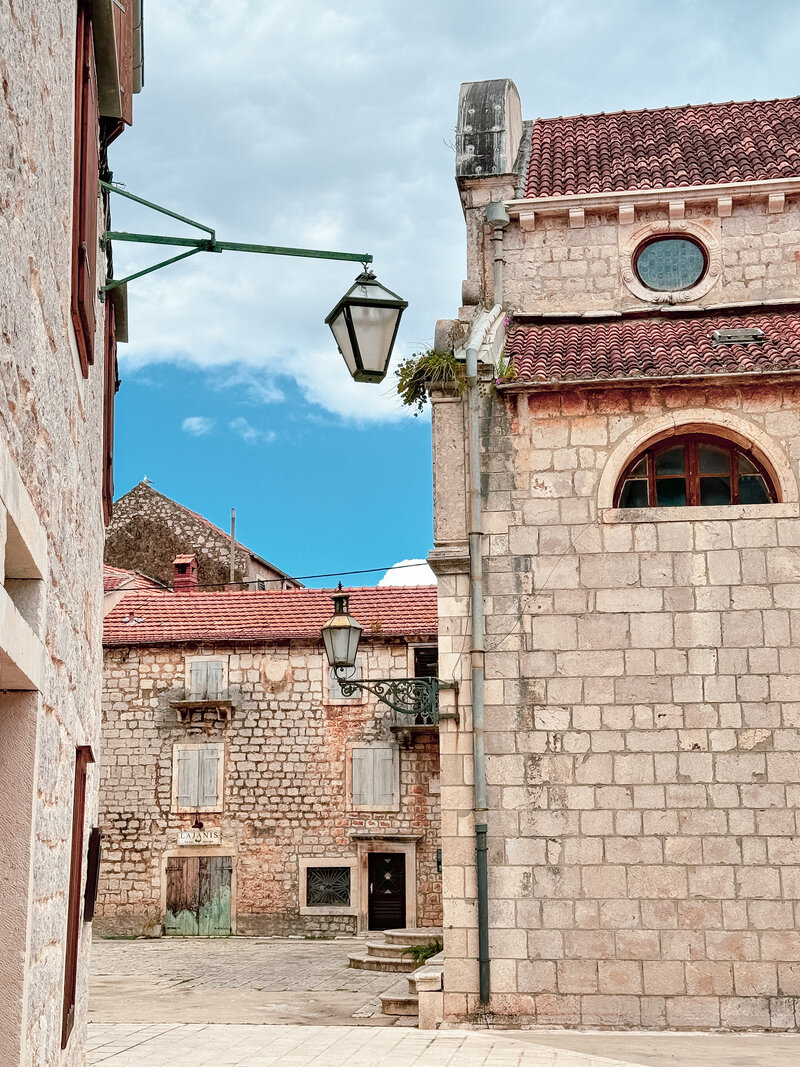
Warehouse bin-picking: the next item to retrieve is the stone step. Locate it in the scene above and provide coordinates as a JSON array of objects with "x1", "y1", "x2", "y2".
[
  {"x1": 379, "y1": 991, "x2": 419, "y2": 1016},
  {"x1": 348, "y1": 952, "x2": 417, "y2": 973},
  {"x1": 366, "y1": 940, "x2": 412, "y2": 960},
  {"x1": 383, "y1": 927, "x2": 443, "y2": 947}
]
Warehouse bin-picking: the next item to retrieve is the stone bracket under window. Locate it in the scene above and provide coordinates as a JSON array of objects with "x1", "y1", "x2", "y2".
[{"x1": 169, "y1": 693, "x2": 235, "y2": 724}]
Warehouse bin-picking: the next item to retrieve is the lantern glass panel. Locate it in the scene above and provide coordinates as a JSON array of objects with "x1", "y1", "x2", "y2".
[
  {"x1": 329, "y1": 310, "x2": 359, "y2": 378},
  {"x1": 348, "y1": 303, "x2": 401, "y2": 378}
]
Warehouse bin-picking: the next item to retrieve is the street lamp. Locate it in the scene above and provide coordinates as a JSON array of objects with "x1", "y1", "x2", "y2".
[
  {"x1": 325, "y1": 269, "x2": 408, "y2": 384},
  {"x1": 320, "y1": 586, "x2": 448, "y2": 725}
]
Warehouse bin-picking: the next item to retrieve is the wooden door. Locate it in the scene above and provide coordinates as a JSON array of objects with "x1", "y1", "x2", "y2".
[
  {"x1": 165, "y1": 856, "x2": 231, "y2": 935},
  {"x1": 368, "y1": 853, "x2": 406, "y2": 931}
]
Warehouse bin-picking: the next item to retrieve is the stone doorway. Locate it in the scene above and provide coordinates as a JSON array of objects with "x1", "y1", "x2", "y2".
[{"x1": 165, "y1": 855, "x2": 232, "y2": 935}]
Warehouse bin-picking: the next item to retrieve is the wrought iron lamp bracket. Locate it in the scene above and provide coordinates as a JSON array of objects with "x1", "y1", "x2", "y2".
[
  {"x1": 332, "y1": 668, "x2": 450, "y2": 725},
  {"x1": 99, "y1": 181, "x2": 373, "y2": 293}
]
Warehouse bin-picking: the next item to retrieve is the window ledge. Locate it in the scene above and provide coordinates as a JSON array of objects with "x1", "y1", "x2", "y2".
[
  {"x1": 299, "y1": 905, "x2": 358, "y2": 916},
  {"x1": 601, "y1": 502, "x2": 799, "y2": 523}
]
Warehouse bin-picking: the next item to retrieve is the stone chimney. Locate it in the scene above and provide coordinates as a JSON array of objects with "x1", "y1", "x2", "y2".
[
  {"x1": 173, "y1": 554, "x2": 198, "y2": 592},
  {"x1": 456, "y1": 78, "x2": 522, "y2": 179}
]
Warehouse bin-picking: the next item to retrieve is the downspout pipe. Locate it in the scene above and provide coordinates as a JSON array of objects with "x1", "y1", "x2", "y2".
[
  {"x1": 465, "y1": 339, "x2": 490, "y2": 1004},
  {"x1": 486, "y1": 201, "x2": 510, "y2": 309}
]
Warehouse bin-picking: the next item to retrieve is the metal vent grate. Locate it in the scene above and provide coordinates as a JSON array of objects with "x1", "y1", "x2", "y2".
[{"x1": 711, "y1": 327, "x2": 766, "y2": 346}]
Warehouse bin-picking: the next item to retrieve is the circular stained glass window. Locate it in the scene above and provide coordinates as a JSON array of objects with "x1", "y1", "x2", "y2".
[{"x1": 634, "y1": 237, "x2": 706, "y2": 292}]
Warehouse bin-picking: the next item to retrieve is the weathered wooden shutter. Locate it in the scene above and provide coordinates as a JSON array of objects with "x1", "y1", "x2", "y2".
[
  {"x1": 102, "y1": 302, "x2": 116, "y2": 524},
  {"x1": 374, "y1": 746, "x2": 398, "y2": 808},
  {"x1": 206, "y1": 661, "x2": 224, "y2": 699},
  {"x1": 176, "y1": 748, "x2": 199, "y2": 808},
  {"x1": 112, "y1": 0, "x2": 133, "y2": 125},
  {"x1": 189, "y1": 661, "x2": 207, "y2": 698},
  {"x1": 200, "y1": 747, "x2": 220, "y2": 809},
  {"x1": 351, "y1": 748, "x2": 370, "y2": 807},
  {"x1": 71, "y1": 4, "x2": 99, "y2": 375}
]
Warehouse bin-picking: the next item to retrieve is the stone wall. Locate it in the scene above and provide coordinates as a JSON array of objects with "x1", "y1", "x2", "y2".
[
  {"x1": 105, "y1": 481, "x2": 297, "y2": 590},
  {"x1": 0, "y1": 4, "x2": 107, "y2": 1064},
  {"x1": 97, "y1": 640, "x2": 441, "y2": 936},
  {"x1": 459, "y1": 185, "x2": 800, "y2": 316},
  {"x1": 435, "y1": 379, "x2": 800, "y2": 1029}
]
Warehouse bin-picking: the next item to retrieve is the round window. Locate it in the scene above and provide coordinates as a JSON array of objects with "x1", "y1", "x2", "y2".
[{"x1": 634, "y1": 237, "x2": 706, "y2": 292}]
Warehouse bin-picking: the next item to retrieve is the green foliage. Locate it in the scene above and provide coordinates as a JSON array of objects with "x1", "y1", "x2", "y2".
[
  {"x1": 395, "y1": 350, "x2": 464, "y2": 415},
  {"x1": 403, "y1": 936, "x2": 443, "y2": 966},
  {"x1": 494, "y1": 350, "x2": 516, "y2": 383}
]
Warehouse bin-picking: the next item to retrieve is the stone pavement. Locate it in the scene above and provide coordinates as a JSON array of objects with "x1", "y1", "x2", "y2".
[
  {"x1": 86, "y1": 1023, "x2": 800, "y2": 1066},
  {"x1": 90, "y1": 937, "x2": 402, "y2": 1025}
]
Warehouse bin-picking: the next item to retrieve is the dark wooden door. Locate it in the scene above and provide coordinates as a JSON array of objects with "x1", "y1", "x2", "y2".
[
  {"x1": 165, "y1": 855, "x2": 232, "y2": 935},
  {"x1": 368, "y1": 853, "x2": 406, "y2": 931}
]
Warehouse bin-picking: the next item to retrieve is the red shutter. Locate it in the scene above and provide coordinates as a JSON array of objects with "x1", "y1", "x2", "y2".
[
  {"x1": 102, "y1": 301, "x2": 117, "y2": 524},
  {"x1": 113, "y1": 1, "x2": 134, "y2": 126},
  {"x1": 71, "y1": 4, "x2": 100, "y2": 377},
  {"x1": 61, "y1": 746, "x2": 94, "y2": 1049}
]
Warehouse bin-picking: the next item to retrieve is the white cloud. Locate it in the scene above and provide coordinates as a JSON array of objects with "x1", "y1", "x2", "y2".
[
  {"x1": 181, "y1": 416, "x2": 215, "y2": 435},
  {"x1": 229, "y1": 417, "x2": 275, "y2": 444},
  {"x1": 378, "y1": 559, "x2": 437, "y2": 586},
  {"x1": 112, "y1": 0, "x2": 800, "y2": 425}
]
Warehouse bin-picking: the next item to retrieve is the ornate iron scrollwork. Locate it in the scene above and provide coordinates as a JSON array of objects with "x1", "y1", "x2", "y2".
[{"x1": 332, "y1": 668, "x2": 439, "y2": 724}]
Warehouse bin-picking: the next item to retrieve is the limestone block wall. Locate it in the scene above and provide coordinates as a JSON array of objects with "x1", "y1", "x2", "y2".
[
  {"x1": 436, "y1": 379, "x2": 800, "y2": 1029},
  {"x1": 97, "y1": 640, "x2": 441, "y2": 936},
  {"x1": 1, "y1": 4, "x2": 107, "y2": 1065},
  {"x1": 460, "y1": 186, "x2": 800, "y2": 315}
]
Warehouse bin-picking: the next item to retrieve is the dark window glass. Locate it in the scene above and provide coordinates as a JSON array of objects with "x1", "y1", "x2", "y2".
[
  {"x1": 700, "y1": 477, "x2": 731, "y2": 506},
  {"x1": 414, "y1": 646, "x2": 438, "y2": 678},
  {"x1": 739, "y1": 475, "x2": 770, "y2": 504},
  {"x1": 615, "y1": 435, "x2": 777, "y2": 509},
  {"x1": 618, "y1": 479, "x2": 649, "y2": 508},
  {"x1": 635, "y1": 238, "x2": 706, "y2": 291},
  {"x1": 655, "y1": 446, "x2": 685, "y2": 476},
  {"x1": 656, "y1": 479, "x2": 687, "y2": 507},
  {"x1": 699, "y1": 445, "x2": 730, "y2": 475},
  {"x1": 307, "y1": 867, "x2": 350, "y2": 907}
]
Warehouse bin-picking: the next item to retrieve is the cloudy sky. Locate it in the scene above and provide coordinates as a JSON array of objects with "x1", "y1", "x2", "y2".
[{"x1": 110, "y1": 0, "x2": 800, "y2": 584}]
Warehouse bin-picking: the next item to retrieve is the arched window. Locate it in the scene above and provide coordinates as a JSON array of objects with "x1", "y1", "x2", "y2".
[{"x1": 615, "y1": 433, "x2": 778, "y2": 508}]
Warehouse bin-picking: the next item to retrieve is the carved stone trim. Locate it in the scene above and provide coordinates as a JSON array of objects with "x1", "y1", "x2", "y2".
[{"x1": 619, "y1": 219, "x2": 722, "y2": 305}]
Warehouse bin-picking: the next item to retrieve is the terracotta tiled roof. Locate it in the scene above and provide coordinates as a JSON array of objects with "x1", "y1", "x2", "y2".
[
  {"x1": 103, "y1": 586, "x2": 438, "y2": 646},
  {"x1": 103, "y1": 565, "x2": 163, "y2": 592},
  {"x1": 507, "y1": 308, "x2": 800, "y2": 385},
  {"x1": 523, "y1": 97, "x2": 800, "y2": 198}
]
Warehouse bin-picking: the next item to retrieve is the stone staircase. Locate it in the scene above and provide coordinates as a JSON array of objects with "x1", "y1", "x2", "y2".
[{"x1": 348, "y1": 927, "x2": 442, "y2": 975}]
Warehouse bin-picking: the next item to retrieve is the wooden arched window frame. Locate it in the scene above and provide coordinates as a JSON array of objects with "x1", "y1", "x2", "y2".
[{"x1": 614, "y1": 433, "x2": 779, "y2": 509}]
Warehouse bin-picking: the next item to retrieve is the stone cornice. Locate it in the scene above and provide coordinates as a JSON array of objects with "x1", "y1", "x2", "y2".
[{"x1": 505, "y1": 176, "x2": 800, "y2": 225}]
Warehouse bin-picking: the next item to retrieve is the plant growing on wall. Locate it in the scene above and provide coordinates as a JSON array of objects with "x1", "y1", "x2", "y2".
[{"x1": 395, "y1": 350, "x2": 465, "y2": 415}]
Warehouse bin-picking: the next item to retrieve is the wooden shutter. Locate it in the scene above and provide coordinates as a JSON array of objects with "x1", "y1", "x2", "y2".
[
  {"x1": 102, "y1": 301, "x2": 117, "y2": 524},
  {"x1": 61, "y1": 746, "x2": 94, "y2": 1049},
  {"x1": 206, "y1": 661, "x2": 224, "y2": 699},
  {"x1": 374, "y1": 746, "x2": 398, "y2": 808},
  {"x1": 112, "y1": 0, "x2": 134, "y2": 125},
  {"x1": 189, "y1": 661, "x2": 207, "y2": 698},
  {"x1": 351, "y1": 748, "x2": 370, "y2": 807},
  {"x1": 71, "y1": 3, "x2": 100, "y2": 376},
  {"x1": 199, "y1": 747, "x2": 221, "y2": 809},
  {"x1": 176, "y1": 748, "x2": 199, "y2": 809}
]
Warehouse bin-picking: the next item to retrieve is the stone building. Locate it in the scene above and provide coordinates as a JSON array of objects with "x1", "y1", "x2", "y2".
[
  {"x1": 96, "y1": 560, "x2": 441, "y2": 938},
  {"x1": 428, "y1": 81, "x2": 800, "y2": 1030},
  {"x1": 105, "y1": 480, "x2": 300, "y2": 590},
  {"x1": 0, "y1": 3, "x2": 142, "y2": 1064}
]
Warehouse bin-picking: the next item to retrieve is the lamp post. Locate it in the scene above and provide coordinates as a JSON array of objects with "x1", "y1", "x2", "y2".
[{"x1": 320, "y1": 586, "x2": 448, "y2": 725}]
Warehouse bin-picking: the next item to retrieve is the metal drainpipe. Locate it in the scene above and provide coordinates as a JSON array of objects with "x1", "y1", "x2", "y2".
[
  {"x1": 465, "y1": 339, "x2": 490, "y2": 1004},
  {"x1": 465, "y1": 205, "x2": 510, "y2": 1007}
]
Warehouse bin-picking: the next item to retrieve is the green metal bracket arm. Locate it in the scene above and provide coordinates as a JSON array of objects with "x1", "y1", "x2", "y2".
[
  {"x1": 100, "y1": 181, "x2": 373, "y2": 293},
  {"x1": 333, "y1": 669, "x2": 442, "y2": 724}
]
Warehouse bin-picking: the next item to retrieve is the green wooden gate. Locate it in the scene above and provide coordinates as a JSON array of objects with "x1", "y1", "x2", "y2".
[{"x1": 165, "y1": 855, "x2": 232, "y2": 935}]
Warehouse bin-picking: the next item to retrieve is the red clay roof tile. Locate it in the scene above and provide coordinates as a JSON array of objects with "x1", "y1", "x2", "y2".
[
  {"x1": 523, "y1": 98, "x2": 800, "y2": 198},
  {"x1": 507, "y1": 308, "x2": 800, "y2": 384},
  {"x1": 103, "y1": 565, "x2": 163, "y2": 592},
  {"x1": 103, "y1": 586, "x2": 438, "y2": 646}
]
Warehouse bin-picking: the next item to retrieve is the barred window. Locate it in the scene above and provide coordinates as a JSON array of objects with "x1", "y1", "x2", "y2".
[{"x1": 306, "y1": 866, "x2": 350, "y2": 907}]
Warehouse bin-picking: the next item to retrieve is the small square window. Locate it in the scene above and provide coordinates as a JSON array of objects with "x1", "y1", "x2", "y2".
[
  {"x1": 306, "y1": 866, "x2": 351, "y2": 907},
  {"x1": 328, "y1": 658, "x2": 363, "y2": 702}
]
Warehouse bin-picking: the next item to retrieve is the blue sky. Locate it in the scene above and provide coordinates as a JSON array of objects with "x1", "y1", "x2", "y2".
[{"x1": 109, "y1": 0, "x2": 800, "y2": 585}]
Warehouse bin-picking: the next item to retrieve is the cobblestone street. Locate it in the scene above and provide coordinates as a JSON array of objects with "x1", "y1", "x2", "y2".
[{"x1": 90, "y1": 937, "x2": 402, "y2": 1026}]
